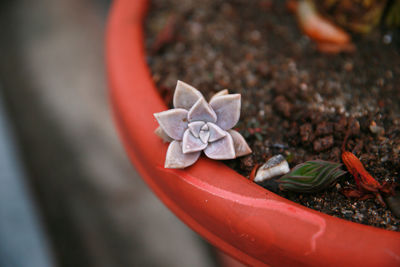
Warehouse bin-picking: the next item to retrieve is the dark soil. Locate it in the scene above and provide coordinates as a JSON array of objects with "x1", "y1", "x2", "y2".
[{"x1": 145, "y1": 0, "x2": 400, "y2": 231}]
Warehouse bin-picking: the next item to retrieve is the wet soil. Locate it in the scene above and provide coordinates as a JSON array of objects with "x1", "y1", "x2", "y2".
[{"x1": 145, "y1": 0, "x2": 400, "y2": 231}]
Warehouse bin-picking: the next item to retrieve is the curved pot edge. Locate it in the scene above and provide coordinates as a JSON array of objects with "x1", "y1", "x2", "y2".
[{"x1": 105, "y1": 0, "x2": 400, "y2": 266}]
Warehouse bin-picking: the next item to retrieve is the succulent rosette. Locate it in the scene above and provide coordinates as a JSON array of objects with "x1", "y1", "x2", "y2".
[{"x1": 154, "y1": 81, "x2": 252, "y2": 169}]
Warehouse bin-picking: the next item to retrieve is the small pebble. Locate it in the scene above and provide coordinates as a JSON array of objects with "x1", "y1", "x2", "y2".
[
  {"x1": 273, "y1": 95, "x2": 292, "y2": 118},
  {"x1": 349, "y1": 119, "x2": 360, "y2": 136},
  {"x1": 383, "y1": 34, "x2": 392, "y2": 44},
  {"x1": 369, "y1": 121, "x2": 385, "y2": 136},
  {"x1": 343, "y1": 61, "x2": 353, "y2": 72},
  {"x1": 249, "y1": 30, "x2": 261, "y2": 43},
  {"x1": 315, "y1": 121, "x2": 333, "y2": 136},
  {"x1": 254, "y1": 154, "x2": 290, "y2": 182},
  {"x1": 380, "y1": 155, "x2": 388, "y2": 162},
  {"x1": 313, "y1": 135, "x2": 334, "y2": 152},
  {"x1": 330, "y1": 147, "x2": 341, "y2": 161},
  {"x1": 353, "y1": 212, "x2": 364, "y2": 221},
  {"x1": 335, "y1": 183, "x2": 341, "y2": 190},
  {"x1": 300, "y1": 123, "x2": 313, "y2": 143},
  {"x1": 334, "y1": 116, "x2": 347, "y2": 133}
]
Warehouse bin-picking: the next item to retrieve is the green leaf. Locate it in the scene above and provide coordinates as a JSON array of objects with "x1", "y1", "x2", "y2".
[
  {"x1": 278, "y1": 160, "x2": 346, "y2": 193},
  {"x1": 386, "y1": 0, "x2": 400, "y2": 27}
]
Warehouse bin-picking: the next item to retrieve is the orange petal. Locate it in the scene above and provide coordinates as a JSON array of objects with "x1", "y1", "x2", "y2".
[{"x1": 296, "y1": 0, "x2": 351, "y2": 45}]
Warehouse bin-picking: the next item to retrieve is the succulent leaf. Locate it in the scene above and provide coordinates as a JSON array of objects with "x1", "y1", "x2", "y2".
[
  {"x1": 165, "y1": 141, "x2": 201, "y2": 169},
  {"x1": 278, "y1": 160, "x2": 346, "y2": 193},
  {"x1": 199, "y1": 130, "x2": 210, "y2": 143},
  {"x1": 182, "y1": 129, "x2": 207, "y2": 153},
  {"x1": 188, "y1": 98, "x2": 217, "y2": 123},
  {"x1": 173, "y1": 80, "x2": 204, "y2": 110},
  {"x1": 154, "y1": 109, "x2": 188, "y2": 140},
  {"x1": 210, "y1": 94, "x2": 241, "y2": 130},
  {"x1": 207, "y1": 122, "x2": 227, "y2": 142},
  {"x1": 188, "y1": 121, "x2": 205, "y2": 138},
  {"x1": 228, "y1": 130, "x2": 252, "y2": 157},
  {"x1": 154, "y1": 126, "x2": 173, "y2": 143},
  {"x1": 204, "y1": 134, "x2": 236, "y2": 160},
  {"x1": 210, "y1": 89, "x2": 229, "y2": 102}
]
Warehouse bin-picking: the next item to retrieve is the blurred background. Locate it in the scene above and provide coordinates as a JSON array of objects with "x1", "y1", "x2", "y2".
[{"x1": 0, "y1": 0, "x2": 218, "y2": 266}]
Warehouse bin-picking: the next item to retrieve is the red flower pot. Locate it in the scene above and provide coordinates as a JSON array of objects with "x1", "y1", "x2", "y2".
[{"x1": 106, "y1": 0, "x2": 400, "y2": 266}]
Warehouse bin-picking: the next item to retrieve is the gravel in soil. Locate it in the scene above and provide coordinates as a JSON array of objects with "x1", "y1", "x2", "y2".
[{"x1": 145, "y1": 0, "x2": 400, "y2": 231}]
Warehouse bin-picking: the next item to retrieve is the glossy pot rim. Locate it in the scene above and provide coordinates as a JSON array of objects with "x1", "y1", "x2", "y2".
[{"x1": 106, "y1": 0, "x2": 400, "y2": 266}]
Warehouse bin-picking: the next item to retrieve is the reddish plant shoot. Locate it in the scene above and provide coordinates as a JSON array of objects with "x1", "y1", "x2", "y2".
[{"x1": 341, "y1": 121, "x2": 396, "y2": 206}]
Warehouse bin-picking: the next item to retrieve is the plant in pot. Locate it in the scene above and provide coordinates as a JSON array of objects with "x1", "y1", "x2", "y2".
[{"x1": 106, "y1": 0, "x2": 400, "y2": 266}]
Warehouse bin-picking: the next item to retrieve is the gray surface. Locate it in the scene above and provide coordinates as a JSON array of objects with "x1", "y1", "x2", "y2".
[
  {"x1": 0, "y1": 0, "x2": 215, "y2": 266},
  {"x1": 0, "y1": 90, "x2": 54, "y2": 267}
]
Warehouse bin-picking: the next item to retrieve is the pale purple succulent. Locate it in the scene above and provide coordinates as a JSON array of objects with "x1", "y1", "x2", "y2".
[{"x1": 154, "y1": 81, "x2": 252, "y2": 169}]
